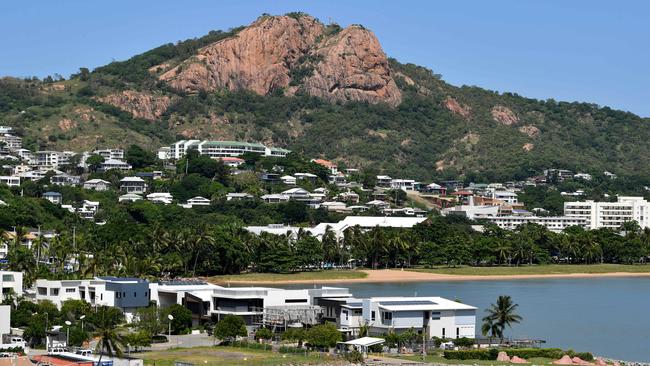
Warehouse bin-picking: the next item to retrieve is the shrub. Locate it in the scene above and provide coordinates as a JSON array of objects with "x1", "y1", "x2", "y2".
[
  {"x1": 444, "y1": 349, "x2": 497, "y2": 360},
  {"x1": 452, "y1": 337, "x2": 475, "y2": 348},
  {"x1": 230, "y1": 340, "x2": 272, "y2": 351},
  {"x1": 151, "y1": 335, "x2": 168, "y2": 343},
  {"x1": 254, "y1": 327, "x2": 273, "y2": 340},
  {"x1": 278, "y1": 346, "x2": 308, "y2": 354},
  {"x1": 443, "y1": 348, "x2": 593, "y2": 361},
  {"x1": 0, "y1": 346, "x2": 24, "y2": 353},
  {"x1": 343, "y1": 349, "x2": 364, "y2": 363}
]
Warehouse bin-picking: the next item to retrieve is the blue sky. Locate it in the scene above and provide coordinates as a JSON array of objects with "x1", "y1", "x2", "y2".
[{"x1": 1, "y1": 1, "x2": 648, "y2": 116}]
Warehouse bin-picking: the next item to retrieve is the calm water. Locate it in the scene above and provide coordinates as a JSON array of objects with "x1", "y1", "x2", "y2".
[{"x1": 283, "y1": 278, "x2": 650, "y2": 361}]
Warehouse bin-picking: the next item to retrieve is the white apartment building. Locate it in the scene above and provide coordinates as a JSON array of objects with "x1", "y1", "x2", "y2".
[
  {"x1": 564, "y1": 196, "x2": 650, "y2": 229},
  {"x1": 485, "y1": 215, "x2": 588, "y2": 232},
  {"x1": 390, "y1": 179, "x2": 419, "y2": 191},
  {"x1": 0, "y1": 134, "x2": 22, "y2": 150},
  {"x1": 35, "y1": 277, "x2": 150, "y2": 321},
  {"x1": 167, "y1": 140, "x2": 290, "y2": 160},
  {"x1": 0, "y1": 271, "x2": 23, "y2": 300},
  {"x1": 35, "y1": 151, "x2": 72, "y2": 169},
  {"x1": 94, "y1": 148, "x2": 124, "y2": 160},
  {"x1": 100, "y1": 158, "x2": 132, "y2": 171},
  {"x1": 120, "y1": 177, "x2": 147, "y2": 194}
]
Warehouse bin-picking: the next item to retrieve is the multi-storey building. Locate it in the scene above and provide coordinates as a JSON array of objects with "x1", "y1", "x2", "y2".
[
  {"x1": 564, "y1": 196, "x2": 650, "y2": 229},
  {"x1": 0, "y1": 271, "x2": 23, "y2": 300},
  {"x1": 35, "y1": 151, "x2": 72, "y2": 169},
  {"x1": 94, "y1": 148, "x2": 124, "y2": 160},
  {"x1": 485, "y1": 215, "x2": 588, "y2": 232},
  {"x1": 0, "y1": 134, "x2": 22, "y2": 150},
  {"x1": 34, "y1": 277, "x2": 150, "y2": 321},
  {"x1": 167, "y1": 140, "x2": 290, "y2": 160}
]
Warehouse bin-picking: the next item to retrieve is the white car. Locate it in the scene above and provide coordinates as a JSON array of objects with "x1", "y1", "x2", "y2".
[
  {"x1": 75, "y1": 349, "x2": 93, "y2": 357},
  {"x1": 48, "y1": 347, "x2": 67, "y2": 354}
]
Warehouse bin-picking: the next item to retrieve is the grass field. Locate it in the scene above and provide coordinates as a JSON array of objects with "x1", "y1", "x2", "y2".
[
  {"x1": 209, "y1": 270, "x2": 367, "y2": 283},
  {"x1": 135, "y1": 346, "x2": 340, "y2": 366},
  {"x1": 408, "y1": 263, "x2": 650, "y2": 276}
]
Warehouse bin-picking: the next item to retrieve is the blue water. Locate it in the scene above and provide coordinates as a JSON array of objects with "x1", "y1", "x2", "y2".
[{"x1": 284, "y1": 278, "x2": 650, "y2": 361}]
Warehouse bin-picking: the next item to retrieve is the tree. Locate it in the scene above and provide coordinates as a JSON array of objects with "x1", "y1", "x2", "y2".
[
  {"x1": 86, "y1": 154, "x2": 105, "y2": 172},
  {"x1": 78, "y1": 67, "x2": 90, "y2": 81},
  {"x1": 163, "y1": 304, "x2": 192, "y2": 334},
  {"x1": 89, "y1": 306, "x2": 125, "y2": 365},
  {"x1": 134, "y1": 305, "x2": 164, "y2": 336},
  {"x1": 282, "y1": 328, "x2": 306, "y2": 347},
  {"x1": 213, "y1": 315, "x2": 247, "y2": 343},
  {"x1": 254, "y1": 327, "x2": 273, "y2": 341},
  {"x1": 481, "y1": 316, "x2": 500, "y2": 343},
  {"x1": 125, "y1": 145, "x2": 156, "y2": 169},
  {"x1": 122, "y1": 331, "x2": 152, "y2": 352},
  {"x1": 483, "y1": 296, "x2": 523, "y2": 343},
  {"x1": 60, "y1": 299, "x2": 91, "y2": 322},
  {"x1": 306, "y1": 322, "x2": 341, "y2": 349}
]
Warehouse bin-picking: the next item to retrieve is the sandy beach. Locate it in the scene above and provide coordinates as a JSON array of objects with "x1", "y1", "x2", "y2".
[{"x1": 211, "y1": 269, "x2": 650, "y2": 285}]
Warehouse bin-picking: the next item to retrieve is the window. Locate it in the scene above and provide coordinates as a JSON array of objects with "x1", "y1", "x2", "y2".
[
  {"x1": 66, "y1": 288, "x2": 76, "y2": 293},
  {"x1": 2, "y1": 275, "x2": 13, "y2": 281},
  {"x1": 442, "y1": 328, "x2": 446, "y2": 338},
  {"x1": 116, "y1": 292, "x2": 121, "y2": 299},
  {"x1": 38, "y1": 287, "x2": 47, "y2": 295},
  {"x1": 285, "y1": 299, "x2": 308, "y2": 303},
  {"x1": 456, "y1": 327, "x2": 460, "y2": 338},
  {"x1": 342, "y1": 310, "x2": 349, "y2": 320},
  {"x1": 100, "y1": 294, "x2": 103, "y2": 300},
  {"x1": 431, "y1": 311, "x2": 441, "y2": 320},
  {"x1": 383, "y1": 312, "x2": 392, "y2": 321},
  {"x1": 371, "y1": 311, "x2": 376, "y2": 321},
  {"x1": 134, "y1": 292, "x2": 137, "y2": 297},
  {"x1": 50, "y1": 288, "x2": 59, "y2": 296}
]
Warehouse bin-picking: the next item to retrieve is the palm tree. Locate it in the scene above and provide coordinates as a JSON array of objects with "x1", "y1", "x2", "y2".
[
  {"x1": 481, "y1": 316, "x2": 501, "y2": 344},
  {"x1": 90, "y1": 306, "x2": 126, "y2": 365},
  {"x1": 484, "y1": 295, "x2": 522, "y2": 343}
]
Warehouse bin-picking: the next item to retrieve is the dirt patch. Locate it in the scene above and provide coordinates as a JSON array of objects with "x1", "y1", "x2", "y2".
[
  {"x1": 522, "y1": 143, "x2": 534, "y2": 151},
  {"x1": 435, "y1": 159, "x2": 446, "y2": 171},
  {"x1": 491, "y1": 105, "x2": 519, "y2": 125},
  {"x1": 400, "y1": 138, "x2": 411, "y2": 146}
]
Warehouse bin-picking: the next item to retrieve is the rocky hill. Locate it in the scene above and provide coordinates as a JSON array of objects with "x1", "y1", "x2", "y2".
[{"x1": 2, "y1": 12, "x2": 650, "y2": 181}]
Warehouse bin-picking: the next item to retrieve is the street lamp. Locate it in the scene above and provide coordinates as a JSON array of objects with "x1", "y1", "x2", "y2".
[
  {"x1": 80, "y1": 315, "x2": 86, "y2": 332},
  {"x1": 65, "y1": 321, "x2": 72, "y2": 349},
  {"x1": 167, "y1": 314, "x2": 174, "y2": 344}
]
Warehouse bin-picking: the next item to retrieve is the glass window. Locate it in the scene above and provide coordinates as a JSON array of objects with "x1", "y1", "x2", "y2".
[{"x1": 371, "y1": 311, "x2": 376, "y2": 321}]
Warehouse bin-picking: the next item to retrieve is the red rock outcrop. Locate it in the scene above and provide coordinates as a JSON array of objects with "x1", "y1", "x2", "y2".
[
  {"x1": 98, "y1": 91, "x2": 172, "y2": 121},
  {"x1": 519, "y1": 125, "x2": 541, "y2": 137},
  {"x1": 443, "y1": 97, "x2": 471, "y2": 118},
  {"x1": 158, "y1": 15, "x2": 401, "y2": 106},
  {"x1": 301, "y1": 25, "x2": 402, "y2": 106},
  {"x1": 491, "y1": 105, "x2": 519, "y2": 125}
]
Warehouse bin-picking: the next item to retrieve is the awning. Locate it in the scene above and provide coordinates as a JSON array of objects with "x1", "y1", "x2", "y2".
[{"x1": 341, "y1": 337, "x2": 385, "y2": 347}]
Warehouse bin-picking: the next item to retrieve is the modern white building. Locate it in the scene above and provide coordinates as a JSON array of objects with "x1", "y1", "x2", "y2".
[
  {"x1": 35, "y1": 151, "x2": 70, "y2": 169},
  {"x1": 484, "y1": 215, "x2": 588, "y2": 232},
  {"x1": 94, "y1": 148, "x2": 124, "y2": 160},
  {"x1": 564, "y1": 196, "x2": 650, "y2": 229},
  {"x1": 491, "y1": 191, "x2": 519, "y2": 205},
  {"x1": 390, "y1": 179, "x2": 419, "y2": 191},
  {"x1": 442, "y1": 204, "x2": 500, "y2": 220},
  {"x1": 146, "y1": 192, "x2": 173, "y2": 205},
  {"x1": 0, "y1": 271, "x2": 23, "y2": 300},
  {"x1": 100, "y1": 158, "x2": 132, "y2": 171},
  {"x1": 42, "y1": 191, "x2": 63, "y2": 205},
  {"x1": 319, "y1": 296, "x2": 476, "y2": 339},
  {"x1": 166, "y1": 140, "x2": 290, "y2": 160},
  {"x1": 34, "y1": 277, "x2": 150, "y2": 321}
]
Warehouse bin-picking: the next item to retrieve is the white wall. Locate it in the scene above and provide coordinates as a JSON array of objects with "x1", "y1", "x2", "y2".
[{"x1": 0, "y1": 305, "x2": 9, "y2": 337}]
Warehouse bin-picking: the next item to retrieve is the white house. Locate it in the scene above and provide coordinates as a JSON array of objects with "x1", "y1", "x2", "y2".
[
  {"x1": 226, "y1": 193, "x2": 254, "y2": 201},
  {"x1": 100, "y1": 158, "x2": 132, "y2": 171},
  {"x1": 0, "y1": 176, "x2": 20, "y2": 187},
  {"x1": 485, "y1": 215, "x2": 588, "y2": 232},
  {"x1": 390, "y1": 179, "x2": 419, "y2": 191},
  {"x1": 94, "y1": 148, "x2": 124, "y2": 160},
  {"x1": 280, "y1": 175, "x2": 297, "y2": 185},
  {"x1": 185, "y1": 196, "x2": 211, "y2": 207},
  {"x1": 35, "y1": 277, "x2": 150, "y2": 322},
  {"x1": 360, "y1": 297, "x2": 476, "y2": 339},
  {"x1": 83, "y1": 179, "x2": 111, "y2": 191},
  {"x1": 0, "y1": 271, "x2": 23, "y2": 300},
  {"x1": 42, "y1": 191, "x2": 63, "y2": 205},
  {"x1": 261, "y1": 194, "x2": 290, "y2": 203},
  {"x1": 146, "y1": 192, "x2": 173, "y2": 205},
  {"x1": 119, "y1": 193, "x2": 143, "y2": 203},
  {"x1": 120, "y1": 177, "x2": 147, "y2": 194}
]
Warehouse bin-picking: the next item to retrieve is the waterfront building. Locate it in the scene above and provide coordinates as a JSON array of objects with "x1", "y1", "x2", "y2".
[
  {"x1": 564, "y1": 196, "x2": 650, "y2": 229},
  {"x1": 166, "y1": 140, "x2": 290, "y2": 160}
]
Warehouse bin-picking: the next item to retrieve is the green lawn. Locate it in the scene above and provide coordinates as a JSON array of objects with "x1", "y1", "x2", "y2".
[
  {"x1": 408, "y1": 263, "x2": 650, "y2": 276},
  {"x1": 136, "y1": 346, "x2": 339, "y2": 366},
  {"x1": 209, "y1": 270, "x2": 367, "y2": 283}
]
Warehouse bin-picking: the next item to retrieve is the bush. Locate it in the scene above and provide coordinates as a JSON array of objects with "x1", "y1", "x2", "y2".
[
  {"x1": 151, "y1": 335, "x2": 168, "y2": 343},
  {"x1": 254, "y1": 327, "x2": 273, "y2": 341},
  {"x1": 452, "y1": 337, "x2": 475, "y2": 348},
  {"x1": 0, "y1": 346, "x2": 24, "y2": 353},
  {"x1": 230, "y1": 340, "x2": 272, "y2": 351},
  {"x1": 343, "y1": 349, "x2": 364, "y2": 363},
  {"x1": 443, "y1": 348, "x2": 593, "y2": 361},
  {"x1": 278, "y1": 346, "x2": 308, "y2": 354}
]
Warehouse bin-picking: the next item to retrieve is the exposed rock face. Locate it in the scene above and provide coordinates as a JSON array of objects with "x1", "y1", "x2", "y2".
[
  {"x1": 158, "y1": 15, "x2": 401, "y2": 106},
  {"x1": 301, "y1": 26, "x2": 402, "y2": 106},
  {"x1": 491, "y1": 105, "x2": 519, "y2": 125},
  {"x1": 443, "y1": 97, "x2": 471, "y2": 118},
  {"x1": 522, "y1": 143, "x2": 534, "y2": 151},
  {"x1": 98, "y1": 91, "x2": 172, "y2": 120},
  {"x1": 519, "y1": 125, "x2": 541, "y2": 137},
  {"x1": 58, "y1": 118, "x2": 77, "y2": 132}
]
